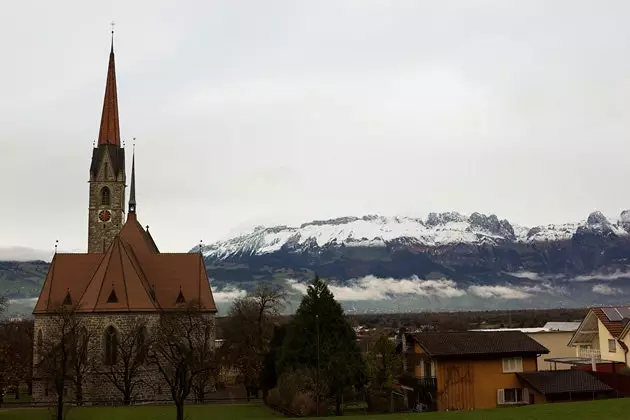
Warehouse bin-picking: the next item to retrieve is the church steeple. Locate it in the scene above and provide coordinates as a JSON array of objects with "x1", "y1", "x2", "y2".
[
  {"x1": 129, "y1": 146, "x2": 136, "y2": 214},
  {"x1": 87, "y1": 35, "x2": 127, "y2": 253},
  {"x1": 97, "y1": 35, "x2": 121, "y2": 146}
]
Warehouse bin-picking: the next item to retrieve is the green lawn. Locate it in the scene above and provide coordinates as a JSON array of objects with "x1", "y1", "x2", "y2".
[{"x1": 1, "y1": 398, "x2": 629, "y2": 420}]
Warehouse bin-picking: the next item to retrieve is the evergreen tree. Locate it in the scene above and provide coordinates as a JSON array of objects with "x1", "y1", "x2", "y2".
[
  {"x1": 259, "y1": 324, "x2": 287, "y2": 399},
  {"x1": 277, "y1": 276, "x2": 365, "y2": 415}
]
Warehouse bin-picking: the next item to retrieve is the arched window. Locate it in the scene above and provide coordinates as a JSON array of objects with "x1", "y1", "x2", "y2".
[
  {"x1": 101, "y1": 187, "x2": 111, "y2": 206},
  {"x1": 104, "y1": 325, "x2": 118, "y2": 365},
  {"x1": 37, "y1": 330, "x2": 43, "y2": 362}
]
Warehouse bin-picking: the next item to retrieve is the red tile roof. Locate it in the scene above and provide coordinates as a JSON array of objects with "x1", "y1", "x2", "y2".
[
  {"x1": 590, "y1": 307, "x2": 630, "y2": 338},
  {"x1": 34, "y1": 214, "x2": 217, "y2": 314}
]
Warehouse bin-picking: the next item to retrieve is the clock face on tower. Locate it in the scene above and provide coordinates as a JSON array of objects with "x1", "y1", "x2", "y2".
[{"x1": 98, "y1": 210, "x2": 112, "y2": 222}]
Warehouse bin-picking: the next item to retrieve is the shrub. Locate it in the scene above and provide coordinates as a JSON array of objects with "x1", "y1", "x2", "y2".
[
  {"x1": 278, "y1": 369, "x2": 315, "y2": 407},
  {"x1": 266, "y1": 388, "x2": 282, "y2": 410},
  {"x1": 290, "y1": 392, "x2": 317, "y2": 417}
]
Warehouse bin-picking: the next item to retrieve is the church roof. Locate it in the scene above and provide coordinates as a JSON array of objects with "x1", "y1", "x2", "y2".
[
  {"x1": 33, "y1": 253, "x2": 102, "y2": 313},
  {"x1": 75, "y1": 236, "x2": 157, "y2": 312},
  {"x1": 33, "y1": 215, "x2": 217, "y2": 314},
  {"x1": 97, "y1": 41, "x2": 120, "y2": 146}
]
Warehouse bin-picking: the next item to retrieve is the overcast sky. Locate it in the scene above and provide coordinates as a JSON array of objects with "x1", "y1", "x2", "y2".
[{"x1": 2, "y1": 0, "x2": 630, "y2": 259}]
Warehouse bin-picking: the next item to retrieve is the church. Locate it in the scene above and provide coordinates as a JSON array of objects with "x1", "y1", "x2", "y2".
[{"x1": 31, "y1": 39, "x2": 218, "y2": 402}]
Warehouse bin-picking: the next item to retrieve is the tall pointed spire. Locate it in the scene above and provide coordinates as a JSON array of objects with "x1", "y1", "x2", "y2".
[
  {"x1": 97, "y1": 30, "x2": 121, "y2": 146},
  {"x1": 129, "y1": 143, "x2": 136, "y2": 213}
]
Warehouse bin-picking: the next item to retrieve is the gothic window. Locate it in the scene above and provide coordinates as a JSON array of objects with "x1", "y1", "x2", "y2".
[
  {"x1": 37, "y1": 330, "x2": 43, "y2": 361},
  {"x1": 104, "y1": 325, "x2": 118, "y2": 365},
  {"x1": 101, "y1": 187, "x2": 111, "y2": 206}
]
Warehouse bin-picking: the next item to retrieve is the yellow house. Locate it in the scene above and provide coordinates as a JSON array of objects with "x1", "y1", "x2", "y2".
[
  {"x1": 568, "y1": 307, "x2": 630, "y2": 370},
  {"x1": 399, "y1": 331, "x2": 549, "y2": 411}
]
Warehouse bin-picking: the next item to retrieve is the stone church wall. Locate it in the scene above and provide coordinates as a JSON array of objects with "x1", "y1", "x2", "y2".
[{"x1": 32, "y1": 312, "x2": 216, "y2": 404}]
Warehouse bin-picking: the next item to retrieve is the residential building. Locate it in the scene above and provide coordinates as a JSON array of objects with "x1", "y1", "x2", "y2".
[
  {"x1": 31, "y1": 39, "x2": 218, "y2": 403},
  {"x1": 398, "y1": 331, "x2": 549, "y2": 411},
  {"x1": 567, "y1": 307, "x2": 630, "y2": 371},
  {"x1": 472, "y1": 322, "x2": 581, "y2": 370}
]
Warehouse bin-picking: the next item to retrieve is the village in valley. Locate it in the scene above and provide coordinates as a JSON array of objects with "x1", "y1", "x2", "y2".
[{"x1": 3, "y1": 5, "x2": 630, "y2": 420}]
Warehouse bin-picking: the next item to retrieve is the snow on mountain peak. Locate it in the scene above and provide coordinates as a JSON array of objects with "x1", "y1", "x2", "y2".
[{"x1": 199, "y1": 210, "x2": 630, "y2": 261}]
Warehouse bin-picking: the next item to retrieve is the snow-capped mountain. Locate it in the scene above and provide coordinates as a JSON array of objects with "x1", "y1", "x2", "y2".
[{"x1": 200, "y1": 210, "x2": 630, "y2": 261}]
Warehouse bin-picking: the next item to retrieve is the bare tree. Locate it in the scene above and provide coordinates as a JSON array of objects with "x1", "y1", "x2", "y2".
[
  {"x1": 96, "y1": 317, "x2": 151, "y2": 405},
  {"x1": 0, "y1": 319, "x2": 34, "y2": 400},
  {"x1": 220, "y1": 284, "x2": 285, "y2": 398},
  {"x1": 148, "y1": 302, "x2": 214, "y2": 420},
  {"x1": 191, "y1": 343, "x2": 218, "y2": 403},
  {"x1": 36, "y1": 304, "x2": 86, "y2": 420}
]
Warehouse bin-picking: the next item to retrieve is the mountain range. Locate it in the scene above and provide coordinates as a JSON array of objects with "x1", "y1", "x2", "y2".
[
  {"x1": 199, "y1": 210, "x2": 630, "y2": 313},
  {"x1": 4, "y1": 210, "x2": 630, "y2": 315}
]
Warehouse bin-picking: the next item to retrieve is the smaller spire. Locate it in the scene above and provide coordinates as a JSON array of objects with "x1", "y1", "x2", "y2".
[{"x1": 129, "y1": 141, "x2": 136, "y2": 213}]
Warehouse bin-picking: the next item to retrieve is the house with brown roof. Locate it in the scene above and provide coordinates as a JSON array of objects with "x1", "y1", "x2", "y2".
[
  {"x1": 397, "y1": 331, "x2": 549, "y2": 411},
  {"x1": 31, "y1": 38, "x2": 217, "y2": 403},
  {"x1": 517, "y1": 370, "x2": 613, "y2": 403},
  {"x1": 566, "y1": 307, "x2": 630, "y2": 371}
]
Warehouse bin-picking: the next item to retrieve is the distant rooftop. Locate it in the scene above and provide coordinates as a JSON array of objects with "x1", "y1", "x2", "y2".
[{"x1": 470, "y1": 321, "x2": 580, "y2": 334}]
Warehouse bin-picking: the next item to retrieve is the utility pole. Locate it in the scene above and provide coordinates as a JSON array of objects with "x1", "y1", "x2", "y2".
[{"x1": 316, "y1": 313, "x2": 320, "y2": 417}]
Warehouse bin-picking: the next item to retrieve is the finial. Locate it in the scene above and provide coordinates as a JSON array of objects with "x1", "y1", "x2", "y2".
[
  {"x1": 133, "y1": 137, "x2": 136, "y2": 150},
  {"x1": 199, "y1": 240, "x2": 203, "y2": 254},
  {"x1": 123, "y1": 139, "x2": 125, "y2": 148},
  {"x1": 110, "y1": 21, "x2": 115, "y2": 52},
  {"x1": 92, "y1": 139, "x2": 96, "y2": 148},
  {"x1": 54, "y1": 240, "x2": 58, "y2": 254},
  {"x1": 146, "y1": 225, "x2": 150, "y2": 231}
]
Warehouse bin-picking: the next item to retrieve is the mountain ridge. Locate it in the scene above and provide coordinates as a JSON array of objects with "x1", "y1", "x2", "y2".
[{"x1": 198, "y1": 210, "x2": 630, "y2": 260}]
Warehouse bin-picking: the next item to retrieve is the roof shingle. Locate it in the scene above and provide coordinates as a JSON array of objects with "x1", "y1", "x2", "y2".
[
  {"x1": 408, "y1": 331, "x2": 549, "y2": 357},
  {"x1": 517, "y1": 370, "x2": 613, "y2": 395}
]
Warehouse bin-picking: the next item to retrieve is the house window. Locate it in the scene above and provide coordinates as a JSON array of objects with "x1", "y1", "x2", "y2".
[
  {"x1": 498, "y1": 388, "x2": 529, "y2": 405},
  {"x1": 418, "y1": 359, "x2": 436, "y2": 377},
  {"x1": 101, "y1": 187, "x2": 111, "y2": 206},
  {"x1": 608, "y1": 339, "x2": 617, "y2": 353},
  {"x1": 104, "y1": 325, "x2": 118, "y2": 365},
  {"x1": 502, "y1": 357, "x2": 523, "y2": 373}
]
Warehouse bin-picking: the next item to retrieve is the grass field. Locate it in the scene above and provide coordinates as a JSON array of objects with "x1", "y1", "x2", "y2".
[{"x1": 1, "y1": 398, "x2": 629, "y2": 420}]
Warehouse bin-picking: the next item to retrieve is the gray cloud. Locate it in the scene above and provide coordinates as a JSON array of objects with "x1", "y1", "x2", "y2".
[
  {"x1": 3, "y1": 1, "x2": 630, "y2": 254},
  {"x1": 592, "y1": 284, "x2": 623, "y2": 295},
  {"x1": 211, "y1": 285, "x2": 248, "y2": 302},
  {"x1": 573, "y1": 270, "x2": 630, "y2": 282},
  {"x1": 467, "y1": 285, "x2": 532, "y2": 300},
  {"x1": 288, "y1": 276, "x2": 465, "y2": 301}
]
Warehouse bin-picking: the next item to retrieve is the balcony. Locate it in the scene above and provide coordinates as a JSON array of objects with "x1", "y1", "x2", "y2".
[
  {"x1": 578, "y1": 348, "x2": 601, "y2": 361},
  {"x1": 398, "y1": 373, "x2": 437, "y2": 391}
]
